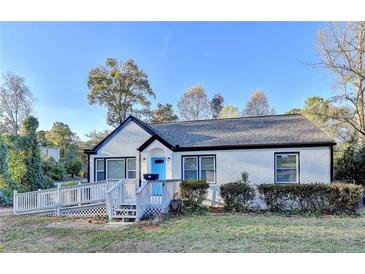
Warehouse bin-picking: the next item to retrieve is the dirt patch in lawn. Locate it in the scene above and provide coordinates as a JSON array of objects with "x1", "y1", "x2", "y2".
[
  {"x1": 111, "y1": 240, "x2": 161, "y2": 253},
  {"x1": 142, "y1": 225, "x2": 160, "y2": 231},
  {"x1": 46, "y1": 218, "x2": 132, "y2": 230}
]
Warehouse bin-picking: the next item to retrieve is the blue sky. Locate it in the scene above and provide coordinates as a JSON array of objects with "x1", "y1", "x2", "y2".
[{"x1": 0, "y1": 22, "x2": 335, "y2": 140}]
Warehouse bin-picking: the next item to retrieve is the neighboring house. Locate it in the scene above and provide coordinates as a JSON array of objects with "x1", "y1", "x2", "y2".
[
  {"x1": 84, "y1": 114, "x2": 336, "y2": 186},
  {"x1": 40, "y1": 146, "x2": 61, "y2": 162}
]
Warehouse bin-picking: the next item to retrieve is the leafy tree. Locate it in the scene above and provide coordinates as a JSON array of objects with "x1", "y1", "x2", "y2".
[
  {"x1": 335, "y1": 141, "x2": 365, "y2": 186},
  {"x1": 243, "y1": 89, "x2": 276, "y2": 117},
  {"x1": 0, "y1": 136, "x2": 11, "y2": 184},
  {"x1": 286, "y1": 108, "x2": 302, "y2": 114},
  {"x1": 36, "y1": 130, "x2": 49, "y2": 146},
  {"x1": 45, "y1": 122, "x2": 77, "y2": 156},
  {"x1": 211, "y1": 94, "x2": 224, "y2": 119},
  {"x1": 150, "y1": 103, "x2": 178, "y2": 123},
  {"x1": 0, "y1": 72, "x2": 34, "y2": 134},
  {"x1": 219, "y1": 105, "x2": 239, "y2": 119},
  {"x1": 80, "y1": 130, "x2": 111, "y2": 178},
  {"x1": 314, "y1": 22, "x2": 365, "y2": 139},
  {"x1": 84, "y1": 130, "x2": 110, "y2": 148},
  {"x1": 0, "y1": 136, "x2": 19, "y2": 205},
  {"x1": 41, "y1": 156, "x2": 65, "y2": 181},
  {"x1": 21, "y1": 116, "x2": 53, "y2": 190},
  {"x1": 3, "y1": 116, "x2": 53, "y2": 191},
  {"x1": 63, "y1": 144, "x2": 82, "y2": 177},
  {"x1": 287, "y1": 96, "x2": 350, "y2": 142},
  {"x1": 88, "y1": 58, "x2": 155, "y2": 126},
  {"x1": 177, "y1": 85, "x2": 211, "y2": 120},
  {"x1": 67, "y1": 159, "x2": 82, "y2": 178}
]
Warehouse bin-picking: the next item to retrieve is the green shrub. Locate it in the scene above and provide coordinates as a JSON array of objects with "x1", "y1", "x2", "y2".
[
  {"x1": 0, "y1": 189, "x2": 12, "y2": 206},
  {"x1": 182, "y1": 205, "x2": 208, "y2": 216},
  {"x1": 220, "y1": 182, "x2": 255, "y2": 211},
  {"x1": 180, "y1": 180, "x2": 209, "y2": 209},
  {"x1": 169, "y1": 199, "x2": 183, "y2": 215},
  {"x1": 65, "y1": 159, "x2": 82, "y2": 178},
  {"x1": 258, "y1": 183, "x2": 363, "y2": 214},
  {"x1": 220, "y1": 172, "x2": 255, "y2": 212},
  {"x1": 42, "y1": 156, "x2": 65, "y2": 180},
  {"x1": 63, "y1": 144, "x2": 83, "y2": 177},
  {"x1": 335, "y1": 142, "x2": 365, "y2": 186},
  {"x1": 48, "y1": 162, "x2": 66, "y2": 181}
]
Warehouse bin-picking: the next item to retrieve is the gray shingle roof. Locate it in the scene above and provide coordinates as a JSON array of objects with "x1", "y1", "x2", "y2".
[{"x1": 148, "y1": 114, "x2": 335, "y2": 148}]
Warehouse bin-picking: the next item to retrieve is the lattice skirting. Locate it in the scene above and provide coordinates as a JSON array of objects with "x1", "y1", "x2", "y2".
[
  {"x1": 144, "y1": 206, "x2": 163, "y2": 217},
  {"x1": 60, "y1": 206, "x2": 107, "y2": 217},
  {"x1": 35, "y1": 205, "x2": 107, "y2": 217}
]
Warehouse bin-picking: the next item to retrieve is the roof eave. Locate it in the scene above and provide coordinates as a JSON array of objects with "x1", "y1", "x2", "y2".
[
  {"x1": 138, "y1": 134, "x2": 175, "y2": 152},
  {"x1": 173, "y1": 141, "x2": 336, "y2": 151},
  {"x1": 84, "y1": 149, "x2": 97, "y2": 154}
]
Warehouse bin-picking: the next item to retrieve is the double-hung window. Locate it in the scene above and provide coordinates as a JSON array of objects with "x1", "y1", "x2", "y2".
[
  {"x1": 106, "y1": 159, "x2": 125, "y2": 180},
  {"x1": 96, "y1": 157, "x2": 137, "y2": 181},
  {"x1": 200, "y1": 156, "x2": 215, "y2": 184},
  {"x1": 275, "y1": 153, "x2": 299, "y2": 183},
  {"x1": 95, "y1": 159, "x2": 105, "y2": 181},
  {"x1": 127, "y1": 158, "x2": 137, "y2": 179},
  {"x1": 183, "y1": 157, "x2": 198, "y2": 180},
  {"x1": 182, "y1": 155, "x2": 216, "y2": 184}
]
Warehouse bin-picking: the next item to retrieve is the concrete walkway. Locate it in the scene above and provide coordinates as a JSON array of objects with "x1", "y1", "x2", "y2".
[{"x1": 0, "y1": 207, "x2": 12, "y2": 216}]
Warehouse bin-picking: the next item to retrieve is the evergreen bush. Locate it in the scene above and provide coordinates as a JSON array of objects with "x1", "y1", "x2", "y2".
[
  {"x1": 180, "y1": 180, "x2": 209, "y2": 210},
  {"x1": 258, "y1": 183, "x2": 363, "y2": 214}
]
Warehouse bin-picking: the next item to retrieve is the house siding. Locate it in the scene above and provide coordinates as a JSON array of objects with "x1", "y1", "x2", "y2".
[
  {"x1": 172, "y1": 146, "x2": 331, "y2": 185},
  {"x1": 40, "y1": 147, "x2": 60, "y2": 162},
  {"x1": 87, "y1": 121, "x2": 332, "y2": 185},
  {"x1": 89, "y1": 121, "x2": 152, "y2": 182}
]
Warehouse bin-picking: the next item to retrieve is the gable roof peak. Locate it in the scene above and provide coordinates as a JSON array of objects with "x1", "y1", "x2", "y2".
[{"x1": 84, "y1": 115, "x2": 157, "y2": 154}]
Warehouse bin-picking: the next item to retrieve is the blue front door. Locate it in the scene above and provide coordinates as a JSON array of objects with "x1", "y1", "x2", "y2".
[{"x1": 151, "y1": 157, "x2": 166, "y2": 195}]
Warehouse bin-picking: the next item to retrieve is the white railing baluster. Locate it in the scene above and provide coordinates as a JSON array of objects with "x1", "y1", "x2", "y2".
[
  {"x1": 136, "y1": 179, "x2": 182, "y2": 220},
  {"x1": 105, "y1": 179, "x2": 138, "y2": 221},
  {"x1": 13, "y1": 179, "x2": 121, "y2": 215}
]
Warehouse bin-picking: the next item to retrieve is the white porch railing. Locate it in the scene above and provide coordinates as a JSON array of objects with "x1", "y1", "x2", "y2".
[
  {"x1": 13, "y1": 179, "x2": 119, "y2": 215},
  {"x1": 105, "y1": 179, "x2": 138, "y2": 221},
  {"x1": 136, "y1": 179, "x2": 181, "y2": 220},
  {"x1": 14, "y1": 178, "x2": 181, "y2": 221}
]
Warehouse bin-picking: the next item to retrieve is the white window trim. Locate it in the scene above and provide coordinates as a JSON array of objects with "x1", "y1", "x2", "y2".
[
  {"x1": 182, "y1": 156, "x2": 198, "y2": 181},
  {"x1": 127, "y1": 158, "x2": 137, "y2": 179},
  {"x1": 275, "y1": 153, "x2": 299, "y2": 184},
  {"x1": 106, "y1": 158, "x2": 125, "y2": 180},
  {"x1": 199, "y1": 156, "x2": 216, "y2": 184},
  {"x1": 95, "y1": 159, "x2": 105, "y2": 182}
]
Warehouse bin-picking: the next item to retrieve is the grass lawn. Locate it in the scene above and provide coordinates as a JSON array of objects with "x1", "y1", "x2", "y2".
[{"x1": 1, "y1": 212, "x2": 365, "y2": 252}]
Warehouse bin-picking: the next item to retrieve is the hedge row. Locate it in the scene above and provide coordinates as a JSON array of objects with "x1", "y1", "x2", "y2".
[
  {"x1": 175, "y1": 180, "x2": 363, "y2": 215},
  {"x1": 257, "y1": 183, "x2": 364, "y2": 214}
]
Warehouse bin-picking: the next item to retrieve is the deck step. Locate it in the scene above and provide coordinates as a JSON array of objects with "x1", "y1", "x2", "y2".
[
  {"x1": 116, "y1": 209, "x2": 136, "y2": 213},
  {"x1": 113, "y1": 215, "x2": 137, "y2": 219}
]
